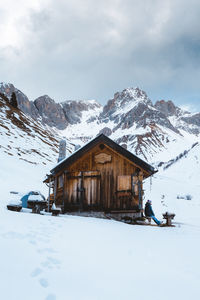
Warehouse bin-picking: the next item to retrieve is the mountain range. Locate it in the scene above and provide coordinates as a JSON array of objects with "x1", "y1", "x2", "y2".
[{"x1": 0, "y1": 82, "x2": 199, "y2": 166}]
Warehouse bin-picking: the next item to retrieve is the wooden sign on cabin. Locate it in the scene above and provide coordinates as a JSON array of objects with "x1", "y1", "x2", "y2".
[{"x1": 94, "y1": 153, "x2": 112, "y2": 164}]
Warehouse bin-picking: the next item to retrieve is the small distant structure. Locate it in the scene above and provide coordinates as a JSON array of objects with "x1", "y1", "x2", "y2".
[
  {"x1": 58, "y1": 139, "x2": 66, "y2": 162},
  {"x1": 44, "y1": 134, "x2": 156, "y2": 219}
]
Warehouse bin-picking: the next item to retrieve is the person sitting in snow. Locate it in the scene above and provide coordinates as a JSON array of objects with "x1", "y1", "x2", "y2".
[{"x1": 144, "y1": 200, "x2": 162, "y2": 225}]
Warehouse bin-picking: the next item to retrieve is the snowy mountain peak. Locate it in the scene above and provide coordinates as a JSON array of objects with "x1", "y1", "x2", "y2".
[
  {"x1": 113, "y1": 87, "x2": 152, "y2": 108},
  {"x1": 101, "y1": 87, "x2": 152, "y2": 121},
  {"x1": 154, "y1": 99, "x2": 185, "y2": 117}
]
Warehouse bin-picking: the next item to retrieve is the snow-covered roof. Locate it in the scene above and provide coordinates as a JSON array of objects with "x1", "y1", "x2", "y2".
[
  {"x1": 28, "y1": 194, "x2": 45, "y2": 201},
  {"x1": 50, "y1": 134, "x2": 156, "y2": 176}
]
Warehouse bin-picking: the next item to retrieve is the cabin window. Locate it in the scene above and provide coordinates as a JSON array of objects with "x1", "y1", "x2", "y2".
[
  {"x1": 58, "y1": 175, "x2": 64, "y2": 188},
  {"x1": 117, "y1": 175, "x2": 131, "y2": 191}
]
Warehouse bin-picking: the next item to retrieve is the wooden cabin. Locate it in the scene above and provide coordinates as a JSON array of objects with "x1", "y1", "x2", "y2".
[{"x1": 45, "y1": 134, "x2": 156, "y2": 218}]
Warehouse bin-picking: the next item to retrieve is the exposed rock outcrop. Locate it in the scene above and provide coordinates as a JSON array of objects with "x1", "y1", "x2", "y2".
[
  {"x1": 34, "y1": 95, "x2": 68, "y2": 130},
  {"x1": 155, "y1": 99, "x2": 200, "y2": 135},
  {"x1": 154, "y1": 100, "x2": 182, "y2": 117},
  {"x1": 61, "y1": 100, "x2": 101, "y2": 125}
]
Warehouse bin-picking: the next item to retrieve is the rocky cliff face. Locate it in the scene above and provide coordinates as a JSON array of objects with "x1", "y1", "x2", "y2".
[
  {"x1": 0, "y1": 82, "x2": 102, "y2": 130},
  {"x1": 62, "y1": 100, "x2": 102, "y2": 125},
  {"x1": 154, "y1": 100, "x2": 182, "y2": 117},
  {"x1": 155, "y1": 99, "x2": 200, "y2": 135},
  {"x1": 34, "y1": 95, "x2": 68, "y2": 130}
]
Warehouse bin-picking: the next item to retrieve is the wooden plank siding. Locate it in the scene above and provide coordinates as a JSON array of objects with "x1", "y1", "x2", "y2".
[{"x1": 53, "y1": 142, "x2": 144, "y2": 212}]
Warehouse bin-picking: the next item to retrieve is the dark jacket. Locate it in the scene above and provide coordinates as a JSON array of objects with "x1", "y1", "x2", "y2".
[{"x1": 144, "y1": 202, "x2": 155, "y2": 217}]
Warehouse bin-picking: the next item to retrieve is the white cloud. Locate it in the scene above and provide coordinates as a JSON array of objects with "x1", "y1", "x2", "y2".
[{"x1": 0, "y1": 0, "x2": 200, "y2": 108}]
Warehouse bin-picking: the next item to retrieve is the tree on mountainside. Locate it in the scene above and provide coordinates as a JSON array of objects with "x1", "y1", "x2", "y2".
[
  {"x1": 0, "y1": 92, "x2": 9, "y2": 104},
  {"x1": 10, "y1": 92, "x2": 18, "y2": 108}
]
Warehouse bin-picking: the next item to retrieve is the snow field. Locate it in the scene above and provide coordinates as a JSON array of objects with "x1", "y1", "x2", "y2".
[{"x1": 1, "y1": 207, "x2": 200, "y2": 300}]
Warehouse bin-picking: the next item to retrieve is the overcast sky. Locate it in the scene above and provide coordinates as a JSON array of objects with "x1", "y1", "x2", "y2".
[{"x1": 1, "y1": 0, "x2": 200, "y2": 110}]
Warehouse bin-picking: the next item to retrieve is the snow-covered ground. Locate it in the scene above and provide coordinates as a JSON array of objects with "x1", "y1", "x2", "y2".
[
  {"x1": 1, "y1": 142, "x2": 200, "y2": 300},
  {"x1": 145, "y1": 142, "x2": 200, "y2": 225},
  {"x1": 2, "y1": 206, "x2": 200, "y2": 300},
  {"x1": 0, "y1": 151, "x2": 51, "y2": 199}
]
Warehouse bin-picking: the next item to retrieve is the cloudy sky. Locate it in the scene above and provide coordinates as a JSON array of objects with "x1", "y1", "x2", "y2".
[{"x1": 1, "y1": 0, "x2": 200, "y2": 110}]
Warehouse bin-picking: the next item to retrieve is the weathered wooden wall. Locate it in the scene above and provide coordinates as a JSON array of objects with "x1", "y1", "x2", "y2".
[{"x1": 54, "y1": 142, "x2": 145, "y2": 212}]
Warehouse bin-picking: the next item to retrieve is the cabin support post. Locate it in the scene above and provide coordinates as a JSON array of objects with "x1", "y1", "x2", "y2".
[
  {"x1": 63, "y1": 170, "x2": 69, "y2": 213},
  {"x1": 80, "y1": 171, "x2": 85, "y2": 211},
  {"x1": 62, "y1": 173, "x2": 65, "y2": 212},
  {"x1": 54, "y1": 177, "x2": 57, "y2": 205},
  {"x1": 48, "y1": 177, "x2": 51, "y2": 212},
  {"x1": 138, "y1": 180, "x2": 142, "y2": 210}
]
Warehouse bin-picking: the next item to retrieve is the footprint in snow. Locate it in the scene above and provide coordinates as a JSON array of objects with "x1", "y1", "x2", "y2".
[
  {"x1": 41, "y1": 256, "x2": 61, "y2": 269},
  {"x1": 37, "y1": 237, "x2": 50, "y2": 244},
  {"x1": 47, "y1": 256, "x2": 61, "y2": 265},
  {"x1": 2, "y1": 231, "x2": 24, "y2": 239},
  {"x1": 31, "y1": 267, "x2": 42, "y2": 277},
  {"x1": 37, "y1": 247, "x2": 56, "y2": 254},
  {"x1": 45, "y1": 294, "x2": 56, "y2": 300},
  {"x1": 39, "y1": 278, "x2": 49, "y2": 288},
  {"x1": 29, "y1": 239, "x2": 37, "y2": 245}
]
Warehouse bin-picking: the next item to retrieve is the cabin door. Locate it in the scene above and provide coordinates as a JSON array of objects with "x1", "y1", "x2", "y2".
[
  {"x1": 66, "y1": 171, "x2": 101, "y2": 210},
  {"x1": 83, "y1": 171, "x2": 101, "y2": 210}
]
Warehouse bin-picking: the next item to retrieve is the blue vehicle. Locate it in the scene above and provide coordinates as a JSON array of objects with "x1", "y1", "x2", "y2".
[{"x1": 21, "y1": 191, "x2": 46, "y2": 208}]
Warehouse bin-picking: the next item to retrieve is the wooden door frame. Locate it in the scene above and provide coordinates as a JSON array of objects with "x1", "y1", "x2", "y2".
[{"x1": 66, "y1": 171, "x2": 101, "y2": 211}]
